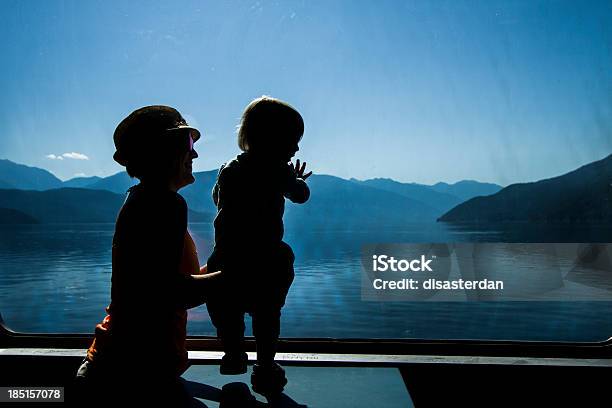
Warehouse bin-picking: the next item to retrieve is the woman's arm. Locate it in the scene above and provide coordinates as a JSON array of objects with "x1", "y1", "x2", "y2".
[
  {"x1": 180, "y1": 270, "x2": 222, "y2": 310},
  {"x1": 148, "y1": 194, "x2": 221, "y2": 310}
]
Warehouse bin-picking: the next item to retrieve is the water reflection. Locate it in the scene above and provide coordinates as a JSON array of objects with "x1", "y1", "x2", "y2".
[{"x1": 1, "y1": 222, "x2": 611, "y2": 341}]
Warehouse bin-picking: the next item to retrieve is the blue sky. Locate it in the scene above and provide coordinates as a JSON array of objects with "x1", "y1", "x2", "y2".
[{"x1": 0, "y1": 0, "x2": 610, "y2": 185}]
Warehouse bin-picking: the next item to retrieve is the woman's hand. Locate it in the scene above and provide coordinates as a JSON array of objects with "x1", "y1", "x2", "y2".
[
  {"x1": 191, "y1": 270, "x2": 221, "y2": 280},
  {"x1": 195, "y1": 264, "x2": 222, "y2": 278},
  {"x1": 290, "y1": 159, "x2": 312, "y2": 180},
  {"x1": 184, "y1": 270, "x2": 223, "y2": 309},
  {"x1": 193, "y1": 263, "x2": 220, "y2": 278}
]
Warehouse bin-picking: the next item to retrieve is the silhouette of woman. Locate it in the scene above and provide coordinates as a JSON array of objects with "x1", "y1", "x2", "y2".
[{"x1": 74, "y1": 106, "x2": 220, "y2": 405}]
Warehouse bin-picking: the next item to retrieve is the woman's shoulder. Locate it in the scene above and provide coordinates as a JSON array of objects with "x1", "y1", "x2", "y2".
[
  {"x1": 122, "y1": 184, "x2": 187, "y2": 215},
  {"x1": 160, "y1": 190, "x2": 188, "y2": 215}
]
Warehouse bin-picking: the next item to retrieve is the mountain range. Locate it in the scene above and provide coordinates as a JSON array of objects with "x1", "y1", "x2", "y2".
[
  {"x1": 439, "y1": 154, "x2": 612, "y2": 224},
  {"x1": 0, "y1": 188, "x2": 212, "y2": 224},
  {"x1": 0, "y1": 158, "x2": 502, "y2": 225},
  {"x1": 0, "y1": 159, "x2": 63, "y2": 190},
  {"x1": 2, "y1": 155, "x2": 610, "y2": 226}
]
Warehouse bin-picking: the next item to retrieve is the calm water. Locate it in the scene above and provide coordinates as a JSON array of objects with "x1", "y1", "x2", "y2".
[{"x1": 1, "y1": 222, "x2": 611, "y2": 341}]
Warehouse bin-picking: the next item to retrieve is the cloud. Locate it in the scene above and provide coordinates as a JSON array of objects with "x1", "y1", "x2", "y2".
[
  {"x1": 46, "y1": 152, "x2": 89, "y2": 160},
  {"x1": 62, "y1": 152, "x2": 89, "y2": 160},
  {"x1": 73, "y1": 172, "x2": 87, "y2": 178}
]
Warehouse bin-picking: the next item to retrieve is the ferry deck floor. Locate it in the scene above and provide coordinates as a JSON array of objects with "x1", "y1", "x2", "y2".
[{"x1": 1, "y1": 348, "x2": 611, "y2": 407}]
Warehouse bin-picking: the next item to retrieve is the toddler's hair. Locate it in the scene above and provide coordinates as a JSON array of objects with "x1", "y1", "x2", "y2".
[{"x1": 237, "y1": 95, "x2": 304, "y2": 152}]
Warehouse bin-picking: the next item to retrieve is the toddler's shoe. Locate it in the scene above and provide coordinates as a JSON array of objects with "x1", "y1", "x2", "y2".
[
  {"x1": 220, "y1": 351, "x2": 248, "y2": 375},
  {"x1": 251, "y1": 362, "x2": 288, "y2": 398}
]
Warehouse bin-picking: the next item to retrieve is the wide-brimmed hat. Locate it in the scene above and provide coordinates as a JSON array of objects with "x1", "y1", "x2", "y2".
[{"x1": 113, "y1": 105, "x2": 201, "y2": 166}]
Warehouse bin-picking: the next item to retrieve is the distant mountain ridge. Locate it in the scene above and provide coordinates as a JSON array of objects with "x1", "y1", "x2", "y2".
[
  {"x1": 0, "y1": 159, "x2": 505, "y2": 226},
  {"x1": 0, "y1": 164, "x2": 464, "y2": 226},
  {"x1": 286, "y1": 174, "x2": 441, "y2": 228},
  {"x1": 7, "y1": 156, "x2": 609, "y2": 227},
  {"x1": 62, "y1": 175, "x2": 102, "y2": 188},
  {"x1": 0, "y1": 188, "x2": 127, "y2": 223},
  {"x1": 86, "y1": 172, "x2": 136, "y2": 194},
  {"x1": 72, "y1": 169, "x2": 501, "y2": 218},
  {"x1": 349, "y1": 178, "x2": 501, "y2": 214},
  {"x1": 0, "y1": 159, "x2": 63, "y2": 190},
  {"x1": 65, "y1": 167, "x2": 223, "y2": 214},
  {"x1": 439, "y1": 154, "x2": 612, "y2": 224},
  {"x1": 430, "y1": 180, "x2": 502, "y2": 201},
  {"x1": 0, "y1": 188, "x2": 213, "y2": 224}
]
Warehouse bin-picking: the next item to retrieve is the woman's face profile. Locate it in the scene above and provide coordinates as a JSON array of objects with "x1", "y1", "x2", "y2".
[{"x1": 173, "y1": 135, "x2": 198, "y2": 190}]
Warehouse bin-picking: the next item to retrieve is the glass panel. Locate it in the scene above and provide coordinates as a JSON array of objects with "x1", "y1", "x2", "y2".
[{"x1": 1, "y1": 1, "x2": 611, "y2": 341}]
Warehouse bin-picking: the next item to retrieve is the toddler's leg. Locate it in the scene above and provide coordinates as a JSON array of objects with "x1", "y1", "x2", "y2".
[
  {"x1": 250, "y1": 246, "x2": 294, "y2": 396},
  {"x1": 250, "y1": 306, "x2": 288, "y2": 397},
  {"x1": 207, "y1": 299, "x2": 245, "y2": 351},
  {"x1": 206, "y1": 299, "x2": 248, "y2": 374},
  {"x1": 252, "y1": 255, "x2": 294, "y2": 366},
  {"x1": 251, "y1": 307, "x2": 281, "y2": 366}
]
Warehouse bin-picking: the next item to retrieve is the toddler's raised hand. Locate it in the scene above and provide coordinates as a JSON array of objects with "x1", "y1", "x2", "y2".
[{"x1": 290, "y1": 159, "x2": 313, "y2": 180}]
